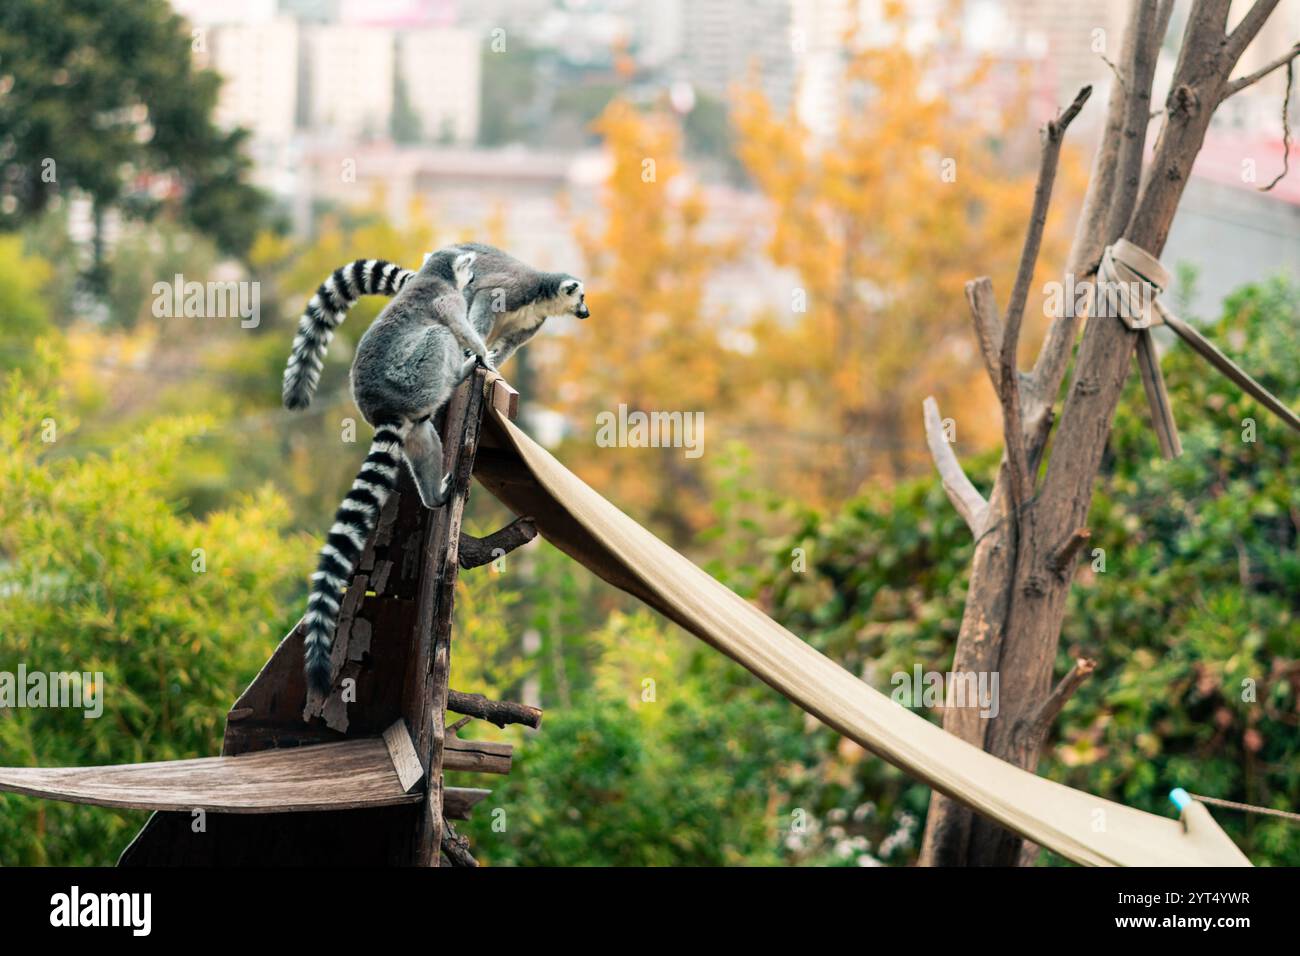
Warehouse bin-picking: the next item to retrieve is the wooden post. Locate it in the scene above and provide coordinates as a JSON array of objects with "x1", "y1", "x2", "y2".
[
  {"x1": 403, "y1": 368, "x2": 487, "y2": 865},
  {"x1": 118, "y1": 369, "x2": 493, "y2": 866}
]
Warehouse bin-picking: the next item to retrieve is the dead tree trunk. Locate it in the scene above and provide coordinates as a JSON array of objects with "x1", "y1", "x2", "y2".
[{"x1": 920, "y1": 0, "x2": 1297, "y2": 866}]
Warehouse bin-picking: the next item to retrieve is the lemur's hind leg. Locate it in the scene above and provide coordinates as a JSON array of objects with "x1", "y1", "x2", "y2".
[
  {"x1": 404, "y1": 417, "x2": 452, "y2": 509},
  {"x1": 444, "y1": 252, "x2": 495, "y2": 371}
]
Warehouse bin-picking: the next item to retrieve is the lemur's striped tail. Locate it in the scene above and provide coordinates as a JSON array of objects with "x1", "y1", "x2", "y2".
[
  {"x1": 282, "y1": 259, "x2": 416, "y2": 410},
  {"x1": 303, "y1": 418, "x2": 410, "y2": 694}
]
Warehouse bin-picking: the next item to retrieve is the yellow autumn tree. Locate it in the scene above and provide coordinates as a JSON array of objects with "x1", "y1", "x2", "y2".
[
  {"x1": 544, "y1": 99, "x2": 736, "y2": 542},
  {"x1": 732, "y1": 4, "x2": 1086, "y2": 499}
]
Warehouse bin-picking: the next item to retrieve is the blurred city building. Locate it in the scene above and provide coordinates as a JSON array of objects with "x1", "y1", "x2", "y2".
[{"x1": 171, "y1": 0, "x2": 1297, "y2": 318}]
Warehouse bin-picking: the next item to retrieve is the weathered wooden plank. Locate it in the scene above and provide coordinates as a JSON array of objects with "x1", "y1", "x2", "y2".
[
  {"x1": 0, "y1": 739, "x2": 417, "y2": 813},
  {"x1": 444, "y1": 736, "x2": 513, "y2": 775},
  {"x1": 383, "y1": 720, "x2": 425, "y2": 793}
]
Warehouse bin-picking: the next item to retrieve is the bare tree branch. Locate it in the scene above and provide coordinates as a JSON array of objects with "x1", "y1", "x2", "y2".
[
  {"x1": 458, "y1": 517, "x2": 537, "y2": 569},
  {"x1": 1000, "y1": 86, "x2": 1092, "y2": 509},
  {"x1": 447, "y1": 689, "x2": 543, "y2": 729},
  {"x1": 1034, "y1": 3, "x2": 1167, "y2": 402},
  {"x1": 1019, "y1": 658, "x2": 1097, "y2": 751},
  {"x1": 923, "y1": 397, "x2": 989, "y2": 536},
  {"x1": 1105, "y1": 2, "x2": 1162, "y2": 243},
  {"x1": 441, "y1": 818, "x2": 479, "y2": 867},
  {"x1": 1226, "y1": 0, "x2": 1285, "y2": 63},
  {"x1": 1047, "y1": 527, "x2": 1091, "y2": 579},
  {"x1": 966, "y1": 277, "x2": 1003, "y2": 390},
  {"x1": 1224, "y1": 42, "x2": 1300, "y2": 97}
]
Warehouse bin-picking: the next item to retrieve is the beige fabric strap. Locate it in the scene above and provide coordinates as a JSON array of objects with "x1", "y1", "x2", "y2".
[
  {"x1": 1100, "y1": 239, "x2": 1168, "y2": 331},
  {"x1": 474, "y1": 406, "x2": 1251, "y2": 867}
]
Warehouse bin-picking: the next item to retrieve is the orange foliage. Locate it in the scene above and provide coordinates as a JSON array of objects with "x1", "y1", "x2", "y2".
[
  {"x1": 544, "y1": 100, "x2": 737, "y2": 541},
  {"x1": 731, "y1": 11, "x2": 1087, "y2": 498}
]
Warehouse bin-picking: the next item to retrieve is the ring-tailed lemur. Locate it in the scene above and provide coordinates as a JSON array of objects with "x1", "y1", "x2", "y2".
[
  {"x1": 283, "y1": 256, "x2": 491, "y2": 410},
  {"x1": 296, "y1": 244, "x2": 588, "y2": 695}
]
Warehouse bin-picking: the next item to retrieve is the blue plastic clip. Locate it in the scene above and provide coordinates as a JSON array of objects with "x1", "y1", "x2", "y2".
[{"x1": 1169, "y1": 788, "x2": 1192, "y2": 811}]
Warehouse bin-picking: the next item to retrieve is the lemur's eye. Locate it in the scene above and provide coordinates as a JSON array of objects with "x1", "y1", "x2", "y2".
[{"x1": 563, "y1": 281, "x2": 579, "y2": 295}]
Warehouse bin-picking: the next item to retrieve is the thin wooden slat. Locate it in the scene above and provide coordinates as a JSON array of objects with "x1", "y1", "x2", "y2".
[
  {"x1": 444, "y1": 737, "x2": 513, "y2": 775},
  {"x1": 383, "y1": 720, "x2": 425, "y2": 793},
  {"x1": 487, "y1": 373, "x2": 519, "y2": 420}
]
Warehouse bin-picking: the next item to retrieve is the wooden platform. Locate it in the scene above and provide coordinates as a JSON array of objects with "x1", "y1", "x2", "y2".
[{"x1": 0, "y1": 737, "x2": 496, "y2": 816}]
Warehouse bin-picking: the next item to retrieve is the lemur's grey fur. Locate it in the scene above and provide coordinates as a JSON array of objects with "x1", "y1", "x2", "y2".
[{"x1": 295, "y1": 243, "x2": 588, "y2": 695}]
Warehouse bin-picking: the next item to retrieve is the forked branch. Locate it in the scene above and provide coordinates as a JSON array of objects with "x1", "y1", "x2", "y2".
[{"x1": 1224, "y1": 42, "x2": 1300, "y2": 98}]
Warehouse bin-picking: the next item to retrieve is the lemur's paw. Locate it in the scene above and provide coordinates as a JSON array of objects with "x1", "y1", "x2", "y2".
[{"x1": 453, "y1": 252, "x2": 477, "y2": 290}]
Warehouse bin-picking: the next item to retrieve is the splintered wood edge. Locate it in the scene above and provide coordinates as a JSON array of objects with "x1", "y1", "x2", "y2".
[
  {"x1": 487, "y1": 374, "x2": 519, "y2": 420},
  {"x1": 383, "y1": 719, "x2": 425, "y2": 793}
]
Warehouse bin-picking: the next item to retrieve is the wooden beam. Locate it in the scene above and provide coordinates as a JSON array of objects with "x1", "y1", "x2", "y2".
[
  {"x1": 486, "y1": 372, "x2": 519, "y2": 420},
  {"x1": 444, "y1": 787, "x2": 491, "y2": 820}
]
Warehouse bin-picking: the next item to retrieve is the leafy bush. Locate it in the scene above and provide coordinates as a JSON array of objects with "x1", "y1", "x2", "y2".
[
  {"x1": 0, "y1": 354, "x2": 311, "y2": 864},
  {"x1": 752, "y1": 279, "x2": 1300, "y2": 865}
]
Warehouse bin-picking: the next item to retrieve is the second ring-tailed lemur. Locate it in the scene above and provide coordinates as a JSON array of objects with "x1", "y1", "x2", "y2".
[{"x1": 292, "y1": 244, "x2": 588, "y2": 694}]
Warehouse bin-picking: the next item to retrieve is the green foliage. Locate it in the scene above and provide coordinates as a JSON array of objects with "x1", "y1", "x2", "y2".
[
  {"x1": 464, "y1": 610, "x2": 792, "y2": 866},
  {"x1": 0, "y1": 235, "x2": 52, "y2": 371},
  {"x1": 477, "y1": 40, "x2": 542, "y2": 146},
  {"x1": 749, "y1": 278, "x2": 1300, "y2": 865},
  {"x1": 0, "y1": 0, "x2": 266, "y2": 259},
  {"x1": 4, "y1": 274, "x2": 1297, "y2": 867},
  {"x1": 1052, "y1": 278, "x2": 1300, "y2": 865},
  {"x1": 0, "y1": 355, "x2": 312, "y2": 864}
]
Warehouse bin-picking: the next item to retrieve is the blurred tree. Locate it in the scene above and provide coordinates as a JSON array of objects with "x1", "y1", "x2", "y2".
[
  {"x1": 391, "y1": 72, "x2": 424, "y2": 145},
  {"x1": 478, "y1": 40, "x2": 542, "y2": 147},
  {"x1": 732, "y1": 7, "x2": 1085, "y2": 497},
  {"x1": 0, "y1": 235, "x2": 52, "y2": 372},
  {"x1": 0, "y1": 0, "x2": 267, "y2": 273},
  {"x1": 548, "y1": 99, "x2": 737, "y2": 542}
]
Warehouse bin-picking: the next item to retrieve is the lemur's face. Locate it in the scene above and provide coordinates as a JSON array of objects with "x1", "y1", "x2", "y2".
[{"x1": 561, "y1": 278, "x2": 589, "y2": 319}]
